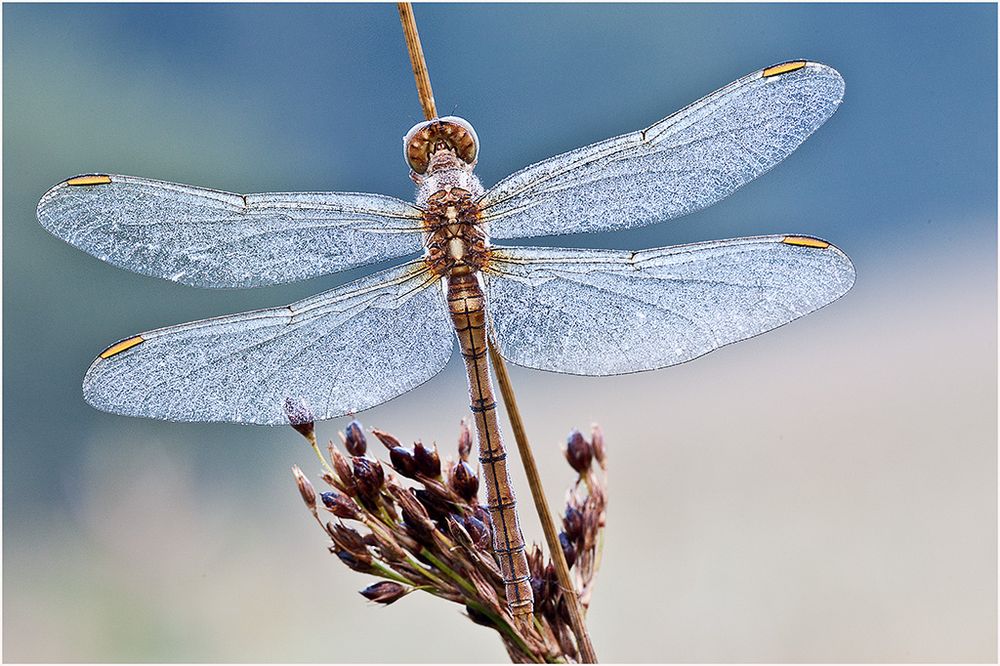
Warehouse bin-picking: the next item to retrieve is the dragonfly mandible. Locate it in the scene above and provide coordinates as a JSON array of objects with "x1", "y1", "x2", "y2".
[{"x1": 37, "y1": 60, "x2": 855, "y2": 618}]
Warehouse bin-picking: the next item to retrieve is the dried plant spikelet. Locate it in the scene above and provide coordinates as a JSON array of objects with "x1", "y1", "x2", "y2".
[
  {"x1": 564, "y1": 429, "x2": 593, "y2": 474},
  {"x1": 446, "y1": 514, "x2": 473, "y2": 547},
  {"x1": 284, "y1": 397, "x2": 316, "y2": 443},
  {"x1": 369, "y1": 525, "x2": 408, "y2": 563},
  {"x1": 463, "y1": 513, "x2": 490, "y2": 550},
  {"x1": 449, "y1": 460, "x2": 479, "y2": 502},
  {"x1": 330, "y1": 446, "x2": 356, "y2": 493},
  {"x1": 371, "y1": 427, "x2": 402, "y2": 450},
  {"x1": 343, "y1": 420, "x2": 367, "y2": 456},
  {"x1": 413, "y1": 440, "x2": 441, "y2": 477},
  {"x1": 458, "y1": 418, "x2": 473, "y2": 461},
  {"x1": 558, "y1": 532, "x2": 577, "y2": 569},
  {"x1": 467, "y1": 567, "x2": 502, "y2": 611},
  {"x1": 590, "y1": 423, "x2": 606, "y2": 469},
  {"x1": 359, "y1": 581, "x2": 409, "y2": 605},
  {"x1": 352, "y1": 457, "x2": 385, "y2": 501},
  {"x1": 291, "y1": 465, "x2": 317, "y2": 513},
  {"x1": 465, "y1": 604, "x2": 493, "y2": 627},
  {"x1": 330, "y1": 522, "x2": 367, "y2": 553},
  {"x1": 389, "y1": 446, "x2": 419, "y2": 478},
  {"x1": 563, "y1": 505, "x2": 585, "y2": 545},
  {"x1": 320, "y1": 490, "x2": 360, "y2": 520}
]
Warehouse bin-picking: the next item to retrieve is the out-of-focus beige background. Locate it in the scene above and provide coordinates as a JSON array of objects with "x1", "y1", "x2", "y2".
[{"x1": 4, "y1": 3, "x2": 996, "y2": 662}]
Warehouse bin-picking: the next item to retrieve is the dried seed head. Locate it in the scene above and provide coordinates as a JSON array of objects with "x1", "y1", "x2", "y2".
[
  {"x1": 389, "y1": 446, "x2": 419, "y2": 478},
  {"x1": 320, "y1": 490, "x2": 360, "y2": 520},
  {"x1": 458, "y1": 419, "x2": 473, "y2": 461},
  {"x1": 284, "y1": 397, "x2": 316, "y2": 442},
  {"x1": 292, "y1": 465, "x2": 317, "y2": 511},
  {"x1": 343, "y1": 420, "x2": 367, "y2": 456},
  {"x1": 371, "y1": 427, "x2": 402, "y2": 450},
  {"x1": 563, "y1": 505, "x2": 585, "y2": 544},
  {"x1": 352, "y1": 457, "x2": 385, "y2": 501},
  {"x1": 413, "y1": 441, "x2": 441, "y2": 477},
  {"x1": 359, "y1": 581, "x2": 409, "y2": 605},
  {"x1": 559, "y1": 531, "x2": 577, "y2": 569},
  {"x1": 591, "y1": 423, "x2": 606, "y2": 469},
  {"x1": 564, "y1": 429, "x2": 593, "y2": 474},
  {"x1": 448, "y1": 460, "x2": 480, "y2": 502}
]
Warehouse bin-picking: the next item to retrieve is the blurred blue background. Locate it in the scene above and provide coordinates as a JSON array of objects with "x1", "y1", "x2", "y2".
[{"x1": 4, "y1": 3, "x2": 996, "y2": 662}]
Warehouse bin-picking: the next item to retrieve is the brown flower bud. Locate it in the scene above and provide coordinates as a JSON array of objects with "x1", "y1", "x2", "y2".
[
  {"x1": 320, "y1": 490, "x2": 360, "y2": 520},
  {"x1": 591, "y1": 423, "x2": 606, "y2": 469},
  {"x1": 284, "y1": 397, "x2": 315, "y2": 443},
  {"x1": 343, "y1": 420, "x2": 367, "y2": 456},
  {"x1": 564, "y1": 429, "x2": 593, "y2": 474},
  {"x1": 448, "y1": 460, "x2": 479, "y2": 502},
  {"x1": 457, "y1": 419, "x2": 473, "y2": 461},
  {"x1": 389, "y1": 446, "x2": 418, "y2": 478},
  {"x1": 413, "y1": 441, "x2": 441, "y2": 477},
  {"x1": 292, "y1": 465, "x2": 317, "y2": 512},
  {"x1": 352, "y1": 457, "x2": 384, "y2": 501},
  {"x1": 371, "y1": 427, "x2": 402, "y2": 450},
  {"x1": 359, "y1": 581, "x2": 409, "y2": 605},
  {"x1": 563, "y1": 505, "x2": 585, "y2": 544},
  {"x1": 559, "y1": 531, "x2": 577, "y2": 569}
]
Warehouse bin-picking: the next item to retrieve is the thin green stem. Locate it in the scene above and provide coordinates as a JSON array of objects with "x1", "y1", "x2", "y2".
[{"x1": 420, "y1": 548, "x2": 478, "y2": 598}]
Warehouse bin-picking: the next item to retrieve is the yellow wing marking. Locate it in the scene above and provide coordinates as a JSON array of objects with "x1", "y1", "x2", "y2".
[
  {"x1": 99, "y1": 335, "x2": 144, "y2": 359},
  {"x1": 782, "y1": 235, "x2": 830, "y2": 249},
  {"x1": 762, "y1": 61, "x2": 808, "y2": 78},
  {"x1": 66, "y1": 175, "x2": 112, "y2": 186}
]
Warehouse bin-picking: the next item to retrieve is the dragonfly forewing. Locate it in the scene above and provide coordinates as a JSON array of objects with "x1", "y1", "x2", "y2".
[
  {"x1": 479, "y1": 61, "x2": 844, "y2": 240},
  {"x1": 84, "y1": 261, "x2": 452, "y2": 424},
  {"x1": 37, "y1": 174, "x2": 425, "y2": 288},
  {"x1": 484, "y1": 236, "x2": 855, "y2": 375}
]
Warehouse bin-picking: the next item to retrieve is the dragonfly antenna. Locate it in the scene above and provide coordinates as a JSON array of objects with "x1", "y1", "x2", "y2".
[{"x1": 397, "y1": 3, "x2": 438, "y2": 120}]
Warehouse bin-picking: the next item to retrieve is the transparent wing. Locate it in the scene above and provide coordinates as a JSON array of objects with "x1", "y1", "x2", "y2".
[
  {"x1": 484, "y1": 236, "x2": 854, "y2": 375},
  {"x1": 479, "y1": 61, "x2": 844, "y2": 239},
  {"x1": 37, "y1": 174, "x2": 425, "y2": 288},
  {"x1": 83, "y1": 261, "x2": 452, "y2": 424}
]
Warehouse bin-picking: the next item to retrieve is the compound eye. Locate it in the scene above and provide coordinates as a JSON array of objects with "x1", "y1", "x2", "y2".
[
  {"x1": 438, "y1": 116, "x2": 479, "y2": 164},
  {"x1": 403, "y1": 119, "x2": 435, "y2": 174}
]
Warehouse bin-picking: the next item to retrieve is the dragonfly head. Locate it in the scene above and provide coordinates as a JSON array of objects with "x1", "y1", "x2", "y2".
[{"x1": 404, "y1": 116, "x2": 479, "y2": 177}]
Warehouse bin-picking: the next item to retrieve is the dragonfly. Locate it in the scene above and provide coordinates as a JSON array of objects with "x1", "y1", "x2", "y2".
[{"x1": 37, "y1": 60, "x2": 855, "y2": 618}]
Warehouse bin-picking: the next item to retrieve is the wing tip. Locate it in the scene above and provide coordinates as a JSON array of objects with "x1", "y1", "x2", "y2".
[
  {"x1": 779, "y1": 234, "x2": 856, "y2": 293},
  {"x1": 762, "y1": 60, "x2": 845, "y2": 101}
]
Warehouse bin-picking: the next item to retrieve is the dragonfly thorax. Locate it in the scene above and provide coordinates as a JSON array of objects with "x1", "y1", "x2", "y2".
[{"x1": 422, "y1": 187, "x2": 489, "y2": 276}]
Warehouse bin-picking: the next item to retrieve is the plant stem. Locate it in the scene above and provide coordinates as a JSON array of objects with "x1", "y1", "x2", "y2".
[
  {"x1": 488, "y1": 341, "x2": 599, "y2": 663},
  {"x1": 397, "y1": 2, "x2": 437, "y2": 120}
]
